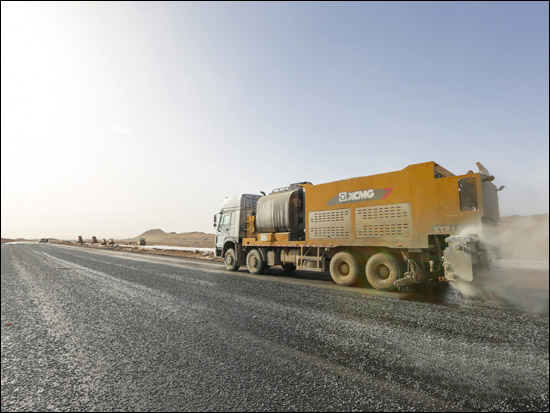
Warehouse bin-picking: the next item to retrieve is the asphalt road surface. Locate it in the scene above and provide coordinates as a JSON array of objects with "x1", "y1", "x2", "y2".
[{"x1": 1, "y1": 244, "x2": 548, "y2": 411}]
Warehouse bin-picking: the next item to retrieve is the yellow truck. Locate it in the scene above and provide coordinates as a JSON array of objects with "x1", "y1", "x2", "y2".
[{"x1": 213, "y1": 161, "x2": 503, "y2": 291}]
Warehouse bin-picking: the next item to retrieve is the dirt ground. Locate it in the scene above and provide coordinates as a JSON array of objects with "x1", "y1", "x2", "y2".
[
  {"x1": 61, "y1": 241, "x2": 220, "y2": 261},
  {"x1": 121, "y1": 229, "x2": 214, "y2": 248}
]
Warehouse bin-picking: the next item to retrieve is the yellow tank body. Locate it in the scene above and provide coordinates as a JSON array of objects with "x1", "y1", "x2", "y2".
[{"x1": 244, "y1": 161, "x2": 490, "y2": 249}]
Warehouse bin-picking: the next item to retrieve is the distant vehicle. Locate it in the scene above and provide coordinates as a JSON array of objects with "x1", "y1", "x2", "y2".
[
  {"x1": 138, "y1": 238, "x2": 146, "y2": 246},
  {"x1": 38, "y1": 239, "x2": 48, "y2": 243}
]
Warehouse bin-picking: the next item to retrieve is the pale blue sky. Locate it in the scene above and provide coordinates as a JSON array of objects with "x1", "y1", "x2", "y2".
[{"x1": 1, "y1": 2, "x2": 548, "y2": 238}]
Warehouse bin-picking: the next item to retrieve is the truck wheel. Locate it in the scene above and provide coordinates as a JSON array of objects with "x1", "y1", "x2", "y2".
[
  {"x1": 366, "y1": 253, "x2": 403, "y2": 291},
  {"x1": 223, "y1": 248, "x2": 239, "y2": 271},
  {"x1": 246, "y1": 249, "x2": 265, "y2": 275},
  {"x1": 329, "y1": 251, "x2": 360, "y2": 286},
  {"x1": 282, "y1": 263, "x2": 296, "y2": 273}
]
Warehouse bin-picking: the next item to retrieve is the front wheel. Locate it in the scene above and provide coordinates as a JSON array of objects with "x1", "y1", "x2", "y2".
[{"x1": 223, "y1": 248, "x2": 240, "y2": 271}]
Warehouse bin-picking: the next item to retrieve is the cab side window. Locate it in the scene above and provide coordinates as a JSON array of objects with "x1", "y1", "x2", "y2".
[{"x1": 221, "y1": 214, "x2": 231, "y2": 226}]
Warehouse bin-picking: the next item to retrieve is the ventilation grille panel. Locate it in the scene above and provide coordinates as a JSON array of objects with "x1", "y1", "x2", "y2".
[
  {"x1": 356, "y1": 204, "x2": 410, "y2": 220},
  {"x1": 356, "y1": 203, "x2": 412, "y2": 238},
  {"x1": 309, "y1": 209, "x2": 351, "y2": 239}
]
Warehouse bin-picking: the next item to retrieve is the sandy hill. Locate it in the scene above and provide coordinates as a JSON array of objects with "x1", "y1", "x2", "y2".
[
  {"x1": 139, "y1": 229, "x2": 168, "y2": 238},
  {"x1": 1, "y1": 237, "x2": 35, "y2": 244},
  {"x1": 125, "y1": 230, "x2": 215, "y2": 248}
]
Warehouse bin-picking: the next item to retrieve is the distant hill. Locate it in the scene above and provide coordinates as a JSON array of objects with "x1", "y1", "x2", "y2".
[
  {"x1": 499, "y1": 213, "x2": 548, "y2": 224},
  {"x1": 139, "y1": 229, "x2": 168, "y2": 237},
  {"x1": 1, "y1": 237, "x2": 34, "y2": 244},
  {"x1": 125, "y1": 230, "x2": 215, "y2": 248}
]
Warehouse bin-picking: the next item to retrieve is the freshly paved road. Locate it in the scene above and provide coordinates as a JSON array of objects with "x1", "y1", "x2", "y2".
[{"x1": 1, "y1": 244, "x2": 548, "y2": 411}]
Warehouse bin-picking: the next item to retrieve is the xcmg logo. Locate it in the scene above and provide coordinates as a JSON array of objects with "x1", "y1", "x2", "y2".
[
  {"x1": 339, "y1": 189, "x2": 376, "y2": 202},
  {"x1": 327, "y1": 187, "x2": 393, "y2": 205}
]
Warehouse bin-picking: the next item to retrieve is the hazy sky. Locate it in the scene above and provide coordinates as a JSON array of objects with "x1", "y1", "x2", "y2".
[{"x1": 1, "y1": 2, "x2": 548, "y2": 239}]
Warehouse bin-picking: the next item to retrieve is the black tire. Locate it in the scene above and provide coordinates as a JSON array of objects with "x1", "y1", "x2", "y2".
[
  {"x1": 329, "y1": 251, "x2": 360, "y2": 286},
  {"x1": 246, "y1": 249, "x2": 265, "y2": 275},
  {"x1": 282, "y1": 263, "x2": 296, "y2": 273},
  {"x1": 223, "y1": 248, "x2": 239, "y2": 271},
  {"x1": 365, "y1": 253, "x2": 403, "y2": 291}
]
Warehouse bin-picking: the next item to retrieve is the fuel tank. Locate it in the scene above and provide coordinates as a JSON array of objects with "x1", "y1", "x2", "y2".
[{"x1": 255, "y1": 189, "x2": 305, "y2": 236}]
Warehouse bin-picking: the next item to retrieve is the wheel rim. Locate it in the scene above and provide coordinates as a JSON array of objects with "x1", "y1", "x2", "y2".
[
  {"x1": 376, "y1": 264, "x2": 391, "y2": 280},
  {"x1": 225, "y1": 253, "x2": 234, "y2": 267},
  {"x1": 248, "y1": 255, "x2": 258, "y2": 270},
  {"x1": 338, "y1": 261, "x2": 350, "y2": 276}
]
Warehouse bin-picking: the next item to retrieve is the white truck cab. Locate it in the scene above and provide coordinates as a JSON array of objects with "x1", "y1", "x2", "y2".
[{"x1": 213, "y1": 194, "x2": 260, "y2": 262}]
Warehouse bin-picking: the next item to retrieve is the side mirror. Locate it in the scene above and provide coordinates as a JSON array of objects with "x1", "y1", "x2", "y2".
[{"x1": 213, "y1": 213, "x2": 221, "y2": 228}]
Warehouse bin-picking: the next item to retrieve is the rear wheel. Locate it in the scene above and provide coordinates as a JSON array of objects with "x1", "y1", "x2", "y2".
[
  {"x1": 223, "y1": 248, "x2": 239, "y2": 271},
  {"x1": 246, "y1": 249, "x2": 265, "y2": 275},
  {"x1": 366, "y1": 253, "x2": 403, "y2": 290},
  {"x1": 329, "y1": 251, "x2": 360, "y2": 286}
]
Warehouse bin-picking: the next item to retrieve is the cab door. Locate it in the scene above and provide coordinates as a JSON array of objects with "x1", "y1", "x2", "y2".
[{"x1": 215, "y1": 212, "x2": 232, "y2": 250}]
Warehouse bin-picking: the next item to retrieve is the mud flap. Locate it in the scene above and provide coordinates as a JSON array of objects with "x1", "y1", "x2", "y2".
[{"x1": 443, "y1": 236, "x2": 479, "y2": 282}]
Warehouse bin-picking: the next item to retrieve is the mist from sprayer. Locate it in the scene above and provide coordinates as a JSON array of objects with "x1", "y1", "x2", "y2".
[{"x1": 446, "y1": 217, "x2": 549, "y2": 315}]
